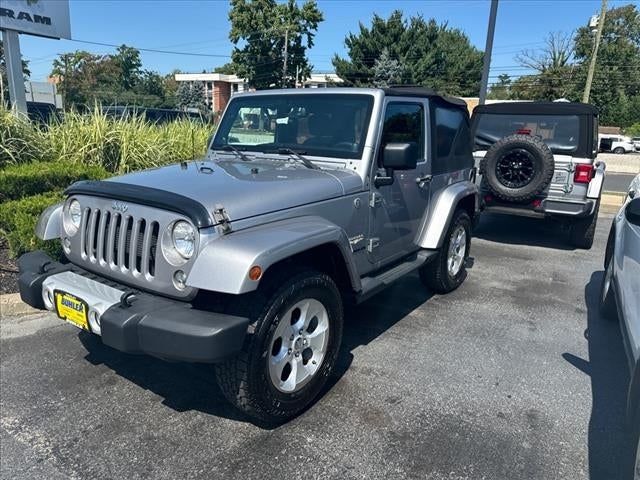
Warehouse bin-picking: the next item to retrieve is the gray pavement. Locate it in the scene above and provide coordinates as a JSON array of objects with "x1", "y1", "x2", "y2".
[
  {"x1": 604, "y1": 172, "x2": 636, "y2": 194},
  {"x1": 0, "y1": 213, "x2": 633, "y2": 480}
]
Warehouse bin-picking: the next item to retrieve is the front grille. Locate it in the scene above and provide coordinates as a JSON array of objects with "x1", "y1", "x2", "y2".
[{"x1": 80, "y1": 208, "x2": 159, "y2": 278}]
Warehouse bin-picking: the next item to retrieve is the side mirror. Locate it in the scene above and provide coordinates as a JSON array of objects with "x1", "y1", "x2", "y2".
[
  {"x1": 382, "y1": 142, "x2": 419, "y2": 170},
  {"x1": 625, "y1": 197, "x2": 640, "y2": 226}
]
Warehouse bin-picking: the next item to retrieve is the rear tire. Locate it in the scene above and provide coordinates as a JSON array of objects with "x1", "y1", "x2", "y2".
[
  {"x1": 215, "y1": 268, "x2": 343, "y2": 424},
  {"x1": 569, "y1": 200, "x2": 599, "y2": 249},
  {"x1": 419, "y1": 210, "x2": 471, "y2": 294}
]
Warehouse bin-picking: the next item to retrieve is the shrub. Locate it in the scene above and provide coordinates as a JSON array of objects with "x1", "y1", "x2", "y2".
[
  {"x1": 0, "y1": 191, "x2": 64, "y2": 259},
  {"x1": 0, "y1": 109, "x2": 48, "y2": 168},
  {"x1": 0, "y1": 160, "x2": 109, "y2": 203},
  {"x1": 45, "y1": 108, "x2": 213, "y2": 173}
]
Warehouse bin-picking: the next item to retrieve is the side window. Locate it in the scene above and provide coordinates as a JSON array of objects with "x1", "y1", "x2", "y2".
[
  {"x1": 380, "y1": 102, "x2": 424, "y2": 165},
  {"x1": 435, "y1": 107, "x2": 464, "y2": 158},
  {"x1": 431, "y1": 103, "x2": 473, "y2": 174}
]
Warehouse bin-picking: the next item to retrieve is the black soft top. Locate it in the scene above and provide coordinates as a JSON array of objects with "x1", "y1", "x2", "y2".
[
  {"x1": 473, "y1": 101, "x2": 598, "y2": 116},
  {"x1": 383, "y1": 87, "x2": 467, "y2": 109}
]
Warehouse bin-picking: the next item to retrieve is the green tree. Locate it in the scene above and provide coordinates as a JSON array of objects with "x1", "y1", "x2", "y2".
[
  {"x1": 176, "y1": 82, "x2": 207, "y2": 113},
  {"x1": 487, "y1": 73, "x2": 511, "y2": 100},
  {"x1": 573, "y1": 4, "x2": 640, "y2": 126},
  {"x1": 625, "y1": 122, "x2": 640, "y2": 137},
  {"x1": 511, "y1": 32, "x2": 577, "y2": 101},
  {"x1": 0, "y1": 40, "x2": 31, "y2": 106},
  {"x1": 51, "y1": 47, "x2": 175, "y2": 109},
  {"x1": 228, "y1": 0, "x2": 323, "y2": 89},
  {"x1": 214, "y1": 63, "x2": 236, "y2": 75},
  {"x1": 332, "y1": 11, "x2": 483, "y2": 96},
  {"x1": 372, "y1": 48, "x2": 406, "y2": 87},
  {"x1": 112, "y1": 45, "x2": 142, "y2": 91}
]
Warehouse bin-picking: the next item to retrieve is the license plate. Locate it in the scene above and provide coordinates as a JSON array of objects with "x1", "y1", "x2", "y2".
[
  {"x1": 553, "y1": 171, "x2": 569, "y2": 184},
  {"x1": 54, "y1": 290, "x2": 89, "y2": 331}
]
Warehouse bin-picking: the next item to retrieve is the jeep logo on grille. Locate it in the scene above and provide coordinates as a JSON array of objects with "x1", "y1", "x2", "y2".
[{"x1": 112, "y1": 201, "x2": 128, "y2": 213}]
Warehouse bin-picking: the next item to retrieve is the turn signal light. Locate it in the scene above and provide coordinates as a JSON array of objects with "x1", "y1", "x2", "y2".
[
  {"x1": 574, "y1": 164, "x2": 594, "y2": 184},
  {"x1": 249, "y1": 266, "x2": 262, "y2": 281}
]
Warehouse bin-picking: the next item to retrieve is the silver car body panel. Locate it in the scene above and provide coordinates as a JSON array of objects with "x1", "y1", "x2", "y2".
[
  {"x1": 613, "y1": 174, "x2": 640, "y2": 367},
  {"x1": 187, "y1": 215, "x2": 361, "y2": 294},
  {"x1": 416, "y1": 178, "x2": 479, "y2": 249},
  {"x1": 35, "y1": 202, "x2": 63, "y2": 240},
  {"x1": 112, "y1": 159, "x2": 364, "y2": 224}
]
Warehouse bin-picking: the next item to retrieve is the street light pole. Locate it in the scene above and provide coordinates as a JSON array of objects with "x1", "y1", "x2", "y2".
[
  {"x1": 583, "y1": 0, "x2": 607, "y2": 103},
  {"x1": 479, "y1": 0, "x2": 499, "y2": 105}
]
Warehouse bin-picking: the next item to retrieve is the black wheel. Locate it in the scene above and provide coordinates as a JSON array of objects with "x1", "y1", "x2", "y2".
[
  {"x1": 569, "y1": 200, "x2": 600, "y2": 249},
  {"x1": 419, "y1": 209, "x2": 471, "y2": 294},
  {"x1": 215, "y1": 268, "x2": 343, "y2": 424},
  {"x1": 613, "y1": 147, "x2": 625, "y2": 155},
  {"x1": 599, "y1": 226, "x2": 617, "y2": 321},
  {"x1": 480, "y1": 134, "x2": 555, "y2": 202}
]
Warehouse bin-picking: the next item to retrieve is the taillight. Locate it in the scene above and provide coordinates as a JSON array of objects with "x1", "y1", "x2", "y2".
[{"x1": 574, "y1": 164, "x2": 594, "y2": 184}]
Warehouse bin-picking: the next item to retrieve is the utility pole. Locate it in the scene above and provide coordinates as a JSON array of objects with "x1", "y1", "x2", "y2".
[
  {"x1": 282, "y1": 28, "x2": 289, "y2": 88},
  {"x1": 479, "y1": 0, "x2": 499, "y2": 105},
  {"x1": 583, "y1": 0, "x2": 607, "y2": 103}
]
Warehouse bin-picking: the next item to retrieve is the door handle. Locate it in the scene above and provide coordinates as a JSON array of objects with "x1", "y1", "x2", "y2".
[{"x1": 416, "y1": 175, "x2": 432, "y2": 188}]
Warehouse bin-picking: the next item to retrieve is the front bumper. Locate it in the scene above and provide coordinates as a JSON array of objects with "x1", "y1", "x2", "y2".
[{"x1": 18, "y1": 251, "x2": 249, "y2": 363}]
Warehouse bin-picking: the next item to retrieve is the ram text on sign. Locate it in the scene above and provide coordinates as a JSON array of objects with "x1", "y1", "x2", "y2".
[{"x1": 0, "y1": 0, "x2": 71, "y2": 39}]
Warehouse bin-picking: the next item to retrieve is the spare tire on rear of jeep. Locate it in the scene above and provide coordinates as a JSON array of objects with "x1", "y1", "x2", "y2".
[{"x1": 480, "y1": 134, "x2": 555, "y2": 202}]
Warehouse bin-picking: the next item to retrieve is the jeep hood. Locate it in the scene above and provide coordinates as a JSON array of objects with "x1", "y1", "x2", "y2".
[{"x1": 106, "y1": 158, "x2": 363, "y2": 225}]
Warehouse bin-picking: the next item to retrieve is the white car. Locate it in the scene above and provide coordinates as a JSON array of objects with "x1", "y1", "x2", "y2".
[
  {"x1": 600, "y1": 173, "x2": 640, "y2": 479},
  {"x1": 599, "y1": 135, "x2": 636, "y2": 154},
  {"x1": 632, "y1": 137, "x2": 640, "y2": 152}
]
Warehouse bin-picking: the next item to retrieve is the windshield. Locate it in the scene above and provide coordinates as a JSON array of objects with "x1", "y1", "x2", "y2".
[
  {"x1": 474, "y1": 114, "x2": 580, "y2": 154},
  {"x1": 211, "y1": 94, "x2": 374, "y2": 159}
]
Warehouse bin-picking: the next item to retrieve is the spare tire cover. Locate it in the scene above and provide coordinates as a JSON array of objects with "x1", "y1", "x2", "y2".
[{"x1": 480, "y1": 134, "x2": 555, "y2": 202}]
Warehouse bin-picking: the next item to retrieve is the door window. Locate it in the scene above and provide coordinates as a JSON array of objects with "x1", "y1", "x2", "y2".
[{"x1": 380, "y1": 103, "x2": 424, "y2": 165}]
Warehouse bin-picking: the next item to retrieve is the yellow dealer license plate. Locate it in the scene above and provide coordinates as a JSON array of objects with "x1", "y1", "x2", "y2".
[{"x1": 54, "y1": 291, "x2": 89, "y2": 331}]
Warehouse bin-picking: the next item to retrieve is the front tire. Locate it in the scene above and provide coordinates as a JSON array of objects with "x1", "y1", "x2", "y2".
[
  {"x1": 614, "y1": 147, "x2": 626, "y2": 155},
  {"x1": 599, "y1": 229, "x2": 617, "y2": 321},
  {"x1": 419, "y1": 209, "x2": 471, "y2": 294},
  {"x1": 215, "y1": 269, "x2": 343, "y2": 424}
]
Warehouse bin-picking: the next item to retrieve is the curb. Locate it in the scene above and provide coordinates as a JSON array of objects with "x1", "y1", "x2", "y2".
[
  {"x1": 601, "y1": 192, "x2": 626, "y2": 214},
  {"x1": 0, "y1": 293, "x2": 40, "y2": 317}
]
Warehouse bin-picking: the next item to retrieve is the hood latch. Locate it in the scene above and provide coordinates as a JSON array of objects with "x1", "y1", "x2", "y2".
[{"x1": 213, "y1": 204, "x2": 232, "y2": 234}]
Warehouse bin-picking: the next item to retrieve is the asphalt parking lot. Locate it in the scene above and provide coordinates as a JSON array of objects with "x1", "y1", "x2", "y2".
[{"x1": 0, "y1": 212, "x2": 633, "y2": 480}]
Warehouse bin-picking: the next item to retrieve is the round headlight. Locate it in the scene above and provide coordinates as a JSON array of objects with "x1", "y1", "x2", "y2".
[
  {"x1": 69, "y1": 200, "x2": 82, "y2": 229},
  {"x1": 172, "y1": 221, "x2": 195, "y2": 259}
]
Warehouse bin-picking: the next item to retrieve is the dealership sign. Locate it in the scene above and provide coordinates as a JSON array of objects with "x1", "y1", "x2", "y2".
[{"x1": 0, "y1": 0, "x2": 71, "y2": 39}]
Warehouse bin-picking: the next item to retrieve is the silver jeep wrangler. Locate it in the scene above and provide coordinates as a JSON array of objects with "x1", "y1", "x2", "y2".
[
  {"x1": 471, "y1": 101, "x2": 605, "y2": 249},
  {"x1": 18, "y1": 87, "x2": 479, "y2": 423}
]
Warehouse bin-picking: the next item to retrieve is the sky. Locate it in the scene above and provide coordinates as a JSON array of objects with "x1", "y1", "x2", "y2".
[{"x1": 11, "y1": 0, "x2": 638, "y2": 85}]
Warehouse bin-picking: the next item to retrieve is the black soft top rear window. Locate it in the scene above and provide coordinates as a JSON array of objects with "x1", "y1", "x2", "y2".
[{"x1": 473, "y1": 114, "x2": 580, "y2": 155}]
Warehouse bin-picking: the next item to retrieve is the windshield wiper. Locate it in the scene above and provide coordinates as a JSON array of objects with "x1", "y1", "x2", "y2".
[
  {"x1": 215, "y1": 144, "x2": 252, "y2": 162},
  {"x1": 270, "y1": 147, "x2": 319, "y2": 170}
]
